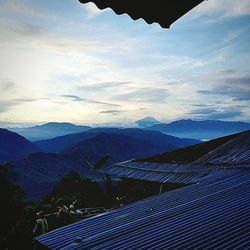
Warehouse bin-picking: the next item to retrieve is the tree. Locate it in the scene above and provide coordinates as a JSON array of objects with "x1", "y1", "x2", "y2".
[
  {"x1": 0, "y1": 163, "x2": 25, "y2": 249},
  {"x1": 43, "y1": 171, "x2": 106, "y2": 208}
]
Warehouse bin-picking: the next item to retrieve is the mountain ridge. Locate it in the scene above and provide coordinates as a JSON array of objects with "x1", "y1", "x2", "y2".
[
  {"x1": 144, "y1": 119, "x2": 250, "y2": 140},
  {"x1": 35, "y1": 127, "x2": 200, "y2": 153},
  {"x1": 9, "y1": 122, "x2": 92, "y2": 141},
  {"x1": 0, "y1": 128, "x2": 39, "y2": 163}
]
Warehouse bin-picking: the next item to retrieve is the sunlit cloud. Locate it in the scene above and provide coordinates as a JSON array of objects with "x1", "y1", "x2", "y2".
[
  {"x1": 0, "y1": 0, "x2": 249, "y2": 124},
  {"x1": 83, "y1": 2, "x2": 109, "y2": 19},
  {"x1": 191, "y1": 0, "x2": 250, "y2": 18}
]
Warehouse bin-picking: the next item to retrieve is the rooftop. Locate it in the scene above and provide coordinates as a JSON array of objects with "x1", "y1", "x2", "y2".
[
  {"x1": 79, "y1": 0, "x2": 204, "y2": 28},
  {"x1": 35, "y1": 169, "x2": 250, "y2": 249}
]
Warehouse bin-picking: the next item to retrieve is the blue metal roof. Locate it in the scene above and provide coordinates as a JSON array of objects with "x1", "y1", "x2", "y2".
[
  {"x1": 35, "y1": 169, "x2": 250, "y2": 249},
  {"x1": 194, "y1": 131, "x2": 250, "y2": 165},
  {"x1": 98, "y1": 160, "x2": 250, "y2": 184}
]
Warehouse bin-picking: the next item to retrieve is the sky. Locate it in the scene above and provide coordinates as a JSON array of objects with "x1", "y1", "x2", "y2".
[{"x1": 0, "y1": 0, "x2": 249, "y2": 127}]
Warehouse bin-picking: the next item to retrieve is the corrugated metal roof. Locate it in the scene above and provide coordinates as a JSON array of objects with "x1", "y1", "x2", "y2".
[
  {"x1": 98, "y1": 160, "x2": 250, "y2": 184},
  {"x1": 194, "y1": 130, "x2": 250, "y2": 165},
  {"x1": 137, "y1": 130, "x2": 249, "y2": 164},
  {"x1": 79, "y1": 0, "x2": 204, "y2": 28},
  {"x1": 35, "y1": 169, "x2": 250, "y2": 249}
]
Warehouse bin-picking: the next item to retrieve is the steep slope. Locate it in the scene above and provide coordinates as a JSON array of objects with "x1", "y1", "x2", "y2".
[
  {"x1": 194, "y1": 130, "x2": 250, "y2": 165},
  {"x1": 0, "y1": 128, "x2": 39, "y2": 162},
  {"x1": 137, "y1": 130, "x2": 249, "y2": 164},
  {"x1": 10, "y1": 152, "x2": 98, "y2": 200},
  {"x1": 145, "y1": 119, "x2": 250, "y2": 140},
  {"x1": 64, "y1": 132, "x2": 189, "y2": 165},
  {"x1": 35, "y1": 128, "x2": 200, "y2": 153},
  {"x1": 9, "y1": 122, "x2": 91, "y2": 141}
]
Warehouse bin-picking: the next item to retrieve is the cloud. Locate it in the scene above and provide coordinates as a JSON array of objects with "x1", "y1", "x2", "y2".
[
  {"x1": 218, "y1": 69, "x2": 237, "y2": 75},
  {"x1": 0, "y1": 14, "x2": 141, "y2": 57},
  {"x1": 0, "y1": 79, "x2": 39, "y2": 113},
  {"x1": 224, "y1": 76, "x2": 250, "y2": 87},
  {"x1": 0, "y1": 79, "x2": 16, "y2": 92},
  {"x1": 188, "y1": 107, "x2": 244, "y2": 120},
  {"x1": 99, "y1": 109, "x2": 124, "y2": 115},
  {"x1": 61, "y1": 94, "x2": 121, "y2": 107},
  {"x1": 197, "y1": 73, "x2": 250, "y2": 101},
  {"x1": 82, "y1": 2, "x2": 109, "y2": 19},
  {"x1": 198, "y1": 87, "x2": 250, "y2": 101},
  {"x1": 0, "y1": 0, "x2": 61, "y2": 21},
  {"x1": 0, "y1": 98, "x2": 36, "y2": 113},
  {"x1": 61, "y1": 94, "x2": 84, "y2": 102},
  {"x1": 77, "y1": 81, "x2": 132, "y2": 92},
  {"x1": 112, "y1": 88, "x2": 169, "y2": 103},
  {"x1": 191, "y1": 104, "x2": 213, "y2": 108},
  {"x1": 193, "y1": 0, "x2": 250, "y2": 18},
  {"x1": 189, "y1": 107, "x2": 218, "y2": 115},
  {"x1": 14, "y1": 98, "x2": 37, "y2": 102},
  {"x1": 0, "y1": 100, "x2": 17, "y2": 113}
]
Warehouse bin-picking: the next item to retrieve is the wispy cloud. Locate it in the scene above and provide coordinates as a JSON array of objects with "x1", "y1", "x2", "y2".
[
  {"x1": 0, "y1": 98, "x2": 36, "y2": 113},
  {"x1": 198, "y1": 88, "x2": 250, "y2": 101},
  {"x1": 61, "y1": 94, "x2": 121, "y2": 107},
  {"x1": 77, "y1": 81, "x2": 132, "y2": 92},
  {"x1": 112, "y1": 87, "x2": 170, "y2": 103},
  {"x1": 99, "y1": 109, "x2": 124, "y2": 115},
  {"x1": 192, "y1": 0, "x2": 250, "y2": 18},
  {"x1": 217, "y1": 69, "x2": 237, "y2": 75},
  {"x1": 197, "y1": 73, "x2": 250, "y2": 101},
  {"x1": 188, "y1": 107, "x2": 244, "y2": 120}
]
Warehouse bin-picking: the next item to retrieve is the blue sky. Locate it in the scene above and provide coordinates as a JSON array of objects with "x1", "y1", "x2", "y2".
[{"x1": 0, "y1": 0, "x2": 249, "y2": 127}]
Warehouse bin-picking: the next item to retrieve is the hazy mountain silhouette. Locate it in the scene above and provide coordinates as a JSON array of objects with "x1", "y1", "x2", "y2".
[
  {"x1": 35, "y1": 128, "x2": 200, "y2": 153},
  {"x1": 145, "y1": 119, "x2": 250, "y2": 140},
  {"x1": 0, "y1": 128, "x2": 39, "y2": 163},
  {"x1": 9, "y1": 122, "x2": 91, "y2": 141}
]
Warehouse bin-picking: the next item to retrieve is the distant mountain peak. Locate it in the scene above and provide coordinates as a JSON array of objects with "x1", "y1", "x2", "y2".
[
  {"x1": 135, "y1": 117, "x2": 160, "y2": 128},
  {"x1": 35, "y1": 122, "x2": 82, "y2": 128}
]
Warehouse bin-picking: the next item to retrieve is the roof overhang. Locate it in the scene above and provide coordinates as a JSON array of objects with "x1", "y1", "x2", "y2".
[{"x1": 79, "y1": 0, "x2": 204, "y2": 28}]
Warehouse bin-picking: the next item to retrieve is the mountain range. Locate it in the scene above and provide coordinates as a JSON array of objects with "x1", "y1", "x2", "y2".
[
  {"x1": 144, "y1": 119, "x2": 250, "y2": 140},
  {"x1": 3, "y1": 127, "x2": 199, "y2": 199},
  {"x1": 3, "y1": 118, "x2": 250, "y2": 199},
  {"x1": 7, "y1": 119, "x2": 250, "y2": 142},
  {"x1": 9, "y1": 122, "x2": 91, "y2": 141},
  {"x1": 35, "y1": 127, "x2": 199, "y2": 153}
]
